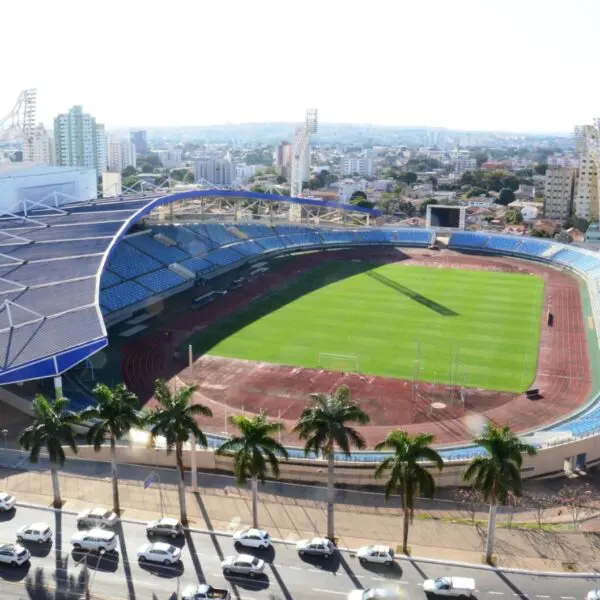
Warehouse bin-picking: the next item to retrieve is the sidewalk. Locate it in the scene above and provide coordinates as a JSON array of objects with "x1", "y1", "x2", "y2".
[{"x1": 2, "y1": 461, "x2": 600, "y2": 574}]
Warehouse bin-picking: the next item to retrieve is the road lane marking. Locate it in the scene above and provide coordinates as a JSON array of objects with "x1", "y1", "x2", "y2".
[
  {"x1": 289, "y1": 566, "x2": 302, "y2": 570},
  {"x1": 312, "y1": 590, "x2": 348, "y2": 596},
  {"x1": 489, "y1": 592, "x2": 504, "y2": 595},
  {"x1": 561, "y1": 597, "x2": 576, "y2": 599},
  {"x1": 537, "y1": 596, "x2": 551, "y2": 598}
]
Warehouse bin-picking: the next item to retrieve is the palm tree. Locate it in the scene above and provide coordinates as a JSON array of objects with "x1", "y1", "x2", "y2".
[
  {"x1": 374, "y1": 431, "x2": 443, "y2": 554},
  {"x1": 79, "y1": 383, "x2": 140, "y2": 515},
  {"x1": 19, "y1": 394, "x2": 81, "y2": 507},
  {"x1": 293, "y1": 385, "x2": 370, "y2": 540},
  {"x1": 216, "y1": 411, "x2": 288, "y2": 529},
  {"x1": 142, "y1": 379, "x2": 213, "y2": 524},
  {"x1": 463, "y1": 423, "x2": 537, "y2": 563}
]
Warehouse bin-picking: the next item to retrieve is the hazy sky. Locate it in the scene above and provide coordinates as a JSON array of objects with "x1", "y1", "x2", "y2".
[{"x1": 2, "y1": 0, "x2": 598, "y2": 132}]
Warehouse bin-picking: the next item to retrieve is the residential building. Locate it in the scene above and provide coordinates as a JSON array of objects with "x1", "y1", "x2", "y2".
[
  {"x1": 130, "y1": 130, "x2": 148, "y2": 155},
  {"x1": 235, "y1": 163, "x2": 257, "y2": 181},
  {"x1": 22, "y1": 125, "x2": 55, "y2": 165},
  {"x1": 336, "y1": 179, "x2": 367, "y2": 203},
  {"x1": 274, "y1": 141, "x2": 292, "y2": 177},
  {"x1": 574, "y1": 123, "x2": 599, "y2": 220},
  {"x1": 341, "y1": 155, "x2": 375, "y2": 178},
  {"x1": 155, "y1": 150, "x2": 182, "y2": 169},
  {"x1": 53, "y1": 105, "x2": 107, "y2": 175},
  {"x1": 106, "y1": 136, "x2": 136, "y2": 173},
  {"x1": 455, "y1": 153, "x2": 477, "y2": 174},
  {"x1": 194, "y1": 159, "x2": 235, "y2": 186},
  {"x1": 544, "y1": 166, "x2": 576, "y2": 220}
]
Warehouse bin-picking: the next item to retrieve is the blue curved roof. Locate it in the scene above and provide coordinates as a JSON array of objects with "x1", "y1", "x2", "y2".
[{"x1": 0, "y1": 191, "x2": 379, "y2": 385}]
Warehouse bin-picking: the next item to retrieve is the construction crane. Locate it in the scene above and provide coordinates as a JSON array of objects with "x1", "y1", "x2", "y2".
[
  {"x1": 0, "y1": 89, "x2": 37, "y2": 144},
  {"x1": 290, "y1": 108, "x2": 318, "y2": 198}
]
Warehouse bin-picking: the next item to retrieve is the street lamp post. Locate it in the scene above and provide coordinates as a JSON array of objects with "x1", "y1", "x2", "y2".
[{"x1": 2, "y1": 429, "x2": 7, "y2": 450}]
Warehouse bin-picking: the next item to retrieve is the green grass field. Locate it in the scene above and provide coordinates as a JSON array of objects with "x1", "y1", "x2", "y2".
[{"x1": 188, "y1": 262, "x2": 544, "y2": 392}]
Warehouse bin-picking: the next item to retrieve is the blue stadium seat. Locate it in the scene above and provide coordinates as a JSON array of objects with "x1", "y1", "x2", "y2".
[
  {"x1": 449, "y1": 232, "x2": 490, "y2": 248},
  {"x1": 515, "y1": 239, "x2": 554, "y2": 257},
  {"x1": 105, "y1": 243, "x2": 162, "y2": 279},
  {"x1": 236, "y1": 224, "x2": 275, "y2": 238},
  {"x1": 190, "y1": 224, "x2": 239, "y2": 246},
  {"x1": 153, "y1": 225, "x2": 216, "y2": 256},
  {"x1": 205, "y1": 247, "x2": 244, "y2": 267},
  {"x1": 100, "y1": 281, "x2": 153, "y2": 312},
  {"x1": 126, "y1": 234, "x2": 189, "y2": 264},
  {"x1": 180, "y1": 256, "x2": 213, "y2": 275},
  {"x1": 485, "y1": 236, "x2": 523, "y2": 252},
  {"x1": 136, "y1": 268, "x2": 188, "y2": 293},
  {"x1": 255, "y1": 236, "x2": 287, "y2": 251},
  {"x1": 100, "y1": 269, "x2": 122, "y2": 289},
  {"x1": 230, "y1": 240, "x2": 264, "y2": 256}
]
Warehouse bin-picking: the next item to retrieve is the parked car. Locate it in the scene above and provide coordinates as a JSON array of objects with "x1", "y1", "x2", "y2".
[
  {"x1": 296, "y1": 537, "x2": 335, "y2": 558},
  {"x1": 423, "y1": 577, "x2": 476, "y2": 597},
  {"x1": 221, "y1": 554, "x2": 265, "y2": 577},
  {"x1": 182, "y1": 583, "x2": 231, "y2": 600},
  {"x1": 16, "y1": 523, "x2": 52, "y2": 544},
  {"x1": 586, "y1": 590, "x2": 600, "y2": 600},
  {"x1": 71, "y1": 529, "x2": 118, "y2": 553},
  {"x1": 0, "y1": 543, "x2": 30, "y2": 567},
  {"x1": 356, "y1": 545, "x2": 395, "y2": 566},
  {"x1": 146, "y1": 517, "x2": 183, "y2": 539},
  {"x1": 137, "y1": 542, "x2": 182, "y2": 565},
  {"x1": 0, "y1": 492, "x2": 16, "y2": 512},
  {"x1": 233, "y1": 528, "x2": 271, "y2": 550},
  {"x1": 348, "y1": 588, "x2": 401, "y2": 600},
  {"x1": 76, "y1": 507, "x2": 118, "y2": 528}
]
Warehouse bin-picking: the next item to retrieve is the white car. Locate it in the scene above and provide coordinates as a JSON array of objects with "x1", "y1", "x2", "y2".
[
  {"x1": 0, "y1": 543, "x2": 30, "y2": 567},
  {"x1": 16, "y1": 522, "x2": 52, "y2": 544},
  {"x1": 0, "y1": 492, "x2": 16, "y2": 512},
  {"x1": 182, "y1": 583, "x2": 231, "y2": 600},
  {"x1": 146, "y1": 517, "x2": 184, "y2": 539},
  {"x1": 221, "y1": 554, "x2": 265, "y2": 577},
  {"x1": 296, "y1": 537, "x2": 335, "y2": 557},
  {"x1": 356, "y1": 545, "x2": 395, "y2": 566},
  {"x1": 348, "y1": 588, "x2": 401, "y2": 600},
  {"x1": 137, "y1": 542, "x2": 182, "y2": 565},
  {"x1": 423, "y1": 577, "x2": 476, "y2": 597},
  {"x1": 71, "y1": 529, "x2": 118, "y2": 553},
  {"x1": 76, "y1": 507, "x2": 119, "y2": 528},
  {"x1": 233, "y1": 528, "x2": 271, "y2": 550},
  {"x1": 586, "y1": 591, "x2": 600, "y2": 600}
]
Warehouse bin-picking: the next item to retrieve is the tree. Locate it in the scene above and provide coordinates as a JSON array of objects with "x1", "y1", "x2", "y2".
[
  {"x1": 216, "y1": 412, "x2": 288, "y2": 528},
  {"x1": 523, "y1": 491, "x2": 555, "y2": 529},
  {"x1": 496, "y1": 188, "x2": 516, "y2": 206},
  {"x1": 419, "y1": 198, "x2": 437, "y2": 216},
  {"x1": 170, "y1": 168, "x2": 188, "y2": 181},
  {"x1": 554, "y1": 230, "x2": 573, "y2": 244},
  {"x1": 293, "y1": 386, "x2": 370, "y2": 540},
  {"x1": 427, "y1": 175, "x2": 438, "y2": 190},
  {"x1": 530, "y1": 228, "x2": 551, "y2": 238},
  {"x1": 473, "y1": 151, "x2": 488, "y2": 167},
  {"x1": 142, "y1": 379, "x2": 213, "y2": 524},
  {"x1": 374, "y1": 431, "x2": 443, "y2": 553},
  {"x1": 19, "y1": 395, "x2": 81, "y2": 507},
  {"x1": 397, "y1": 171, "x2": 418, "y2": 186},
  {"x1": 184, "y1": 171, "x2": 196, "y2": 184},
  {"x1": 504, "y1": 209, "x2": 523, "y2": 225},
  {"x1": 140, "y1": 163, "x2": 154, "y2": 173},
  {"x1": 350, "y1": 190, "x2": 368, "y2": 203},
  {"x1": 79, "y1": 383, "x2": 140, "y2": 514},
  {"x1": 121, "y1": 165, "x2": 137, "y2": 178},
  {"x1": 466, "y1": 186, "x2": 487, "y2": 198},
  {"x1": 534, "y1": 164, "x2": 548, "y2": 176},
  {"x1": 558, "y1": 483, "x2": 594, "y2": 529},
  {"x1": 500, "y1": 175, "x2": 520, "y2": 191},
  {"x1": 463, "y1": 423, "x2": 537, "y2": 563}
]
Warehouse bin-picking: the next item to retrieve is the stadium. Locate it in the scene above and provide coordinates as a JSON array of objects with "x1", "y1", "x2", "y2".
[{"x1": 1, "y1": 190, "x2": 600, "y2": 479}]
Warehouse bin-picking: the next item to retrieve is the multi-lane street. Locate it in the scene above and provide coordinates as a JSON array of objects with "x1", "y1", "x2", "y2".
[{"x1": 0, "y1": 504, "x2": 597, "y2": 600}]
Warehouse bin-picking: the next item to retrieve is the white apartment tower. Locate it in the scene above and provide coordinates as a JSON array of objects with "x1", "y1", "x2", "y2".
[
  {"x1": 194, "y1": 159, "x2": 235, "y2": 186},
  {"x1": 107, "y1": 136, "x2": 137, "y2": 173},
  {"x1": 574, "y1": 123, "x2": 600, "y2": 221},
  {"x1": 544, "y1": 166, "x2": 576, "y2": 220},
  {"x1": 22, "y1": 125, "x2": 55, "y2": 165},
  {"x1": 54, "y1": 105, "x2": 107, "y2": 175},
  {"x1": 341, "y1": 155, "x2": 375, "y2": 178}
]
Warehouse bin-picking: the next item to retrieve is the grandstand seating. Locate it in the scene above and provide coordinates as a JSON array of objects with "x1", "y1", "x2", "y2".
[
  {"x1": 236, "y1": 224, "x2": 275, "y2": 238},
  {"x1": 393, "y1": 228, "x2": 434, "y2": 245},
  {"x1": 449, "y1": 232, "x2": 489, "y2": 248},
  {"x1": 255, "y1": 236, "x2": 287, "y2": 251},
  {"x1": 154, "y1": 225, "x2": 216, "y2": 256},
  {"x1": 105, "y1": 243, "x2": 162, "y2": 279},
  {"x1": 126, "y1": 233, "x2": 189, "y2": 264},
  {"x1": 191, "y1": 224, "x2": 239, "y2": 246},
  {"x1": 100, "y1": 270, "x2": 123, "y2": 289},
  {"x1": 552, "y1": 248, "x2": 599, "y2": 271},
  {"x1": 136, "y1": 268, "x2": 188, "y2": 293},
  {"x1": 205, "y1": 247, "x2": 244, "y2": 267},
  {"x1": 180, "y1": 257, "x2": 213, "y2": 275},
  {"x1": 485, "y1": 236, "x2": 524, "y2": 253},
  {"x1": 514, "y1": 239, "x2": 554, "y2": 257},
  {"x1": 230, "y1": 240, "x2": 265, "y2": 256},
  {"x1": 101, "y1": 281, "x2": 154, "y2": 312}
]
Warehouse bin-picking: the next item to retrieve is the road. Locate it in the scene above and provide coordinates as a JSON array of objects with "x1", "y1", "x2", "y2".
[{"x1": 0, "y1": 505, "x2": 596, "y2": 600}]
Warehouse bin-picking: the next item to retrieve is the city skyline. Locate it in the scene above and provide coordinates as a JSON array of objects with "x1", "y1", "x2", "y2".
[{"x1": 2, "y1": 0, "x2": 599, "y2": 133}]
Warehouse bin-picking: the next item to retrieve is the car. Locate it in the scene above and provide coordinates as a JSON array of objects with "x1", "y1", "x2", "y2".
[
  {"x1": 76, "y1": 507, "x2": 118, "y2": 528},
  {"x1": 0, "y1": 492, "x2": 16, "y2": 512},
  {"x1": 348, "y1": 588, "x2": 401, "y2": 600},
  {"x1": 146, "y1": 517, "x2": 183, "y2": 539},
  {"x1": 16, "y1": 523, "x2": 52, "y2": 544},
  {"x1": 356, "y1": 545, "x2": 395, "y2": 566},
  {"x1": 296, "y1": 537, "x2": 335, "y2": 558},
  {"x1": 137, "y1": 542, "x2": 182, "y2": 565},
  {"x1": 233, "y1": 528, "x2": 271, "y2": 550},
  {"x1": 586, "y1": 591, "x2": 600, "y2": 600},
  {"x1": 423, "y1": 576, "x2": 476, "y2": 597},
  {"x1": 220, "y1": 554, "x2": 265, "y2": 577},
  {"x1": 182, "y1": 583, "x2": 231, "y2": 600},
  {"x1": 0, "y1": 543, "x2": 30, "y2": 567},
  {"x1": 71, "y1": 529, "x2": 118, "y2": 553}
]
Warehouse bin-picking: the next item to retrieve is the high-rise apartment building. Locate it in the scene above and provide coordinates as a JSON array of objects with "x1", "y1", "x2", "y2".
[
  {"x1": 341, "y1": 155, "x2": 375, "y2": 178},
  {"x1": 194, "y1": 159, "x2": 235, "y2": 186},
  {"x1": 22, "y1": 125, "x2": 55, "y2": 165},
  {"x1": 53, "y1": 105, "x2": 107, "y2": 175},
  {"x1": 156, "y1": 150, "x2": 183, "y2": 169},
  {"x1": 275, "y1": 141, "x2": 293, "y2": 177},
  {"x1": 130, "y1": 130, "x2": 148, "y2": 155},
  {"x1": 544, "y1": 166, "x2": 576, "y2": 220},
  {"x1": 107, "y1": 136, "x2": 137, "y2": 173},
  {"x1": 573, "y1": 123, "x2": 599, "y2": 221}
]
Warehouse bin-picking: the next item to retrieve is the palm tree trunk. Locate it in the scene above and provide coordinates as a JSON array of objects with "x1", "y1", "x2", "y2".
[
  {"x1": 326, "y1": 452, "x2": 335, "y2": 540},
  {"x1": 176, "y1": 442, "x2": 188, "y2": 524},
  {"x1": 251, "y1": 475, "x2": 259, "y2": 529},
  {"x1": 402, "y1": 508, "x2": 410, "y2": 554},
  {"x1": 110, "y1": 436, "x2": 120, "y2": 514},
  {"x1": 485, "y1": 501, "x2": 497, "y2": 563},
  {"x1": 50, "y1": 462, "x2": 61, "y2": 508}
]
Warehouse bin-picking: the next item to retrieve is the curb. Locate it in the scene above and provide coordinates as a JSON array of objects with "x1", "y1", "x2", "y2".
[{"x1": 15, "y1": 501, "x2": 600, "y2": 579}]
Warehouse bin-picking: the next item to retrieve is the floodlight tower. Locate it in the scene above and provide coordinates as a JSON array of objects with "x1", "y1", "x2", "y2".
[
  {"x1": 290, "y1": 108, "x2": 318, "y2": 198},
  {"x1": 0, "y1": 89, "x2": 37, "y2": 145}
]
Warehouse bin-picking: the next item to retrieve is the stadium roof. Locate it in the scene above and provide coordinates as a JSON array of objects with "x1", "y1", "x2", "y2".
[{"x1": 0, "y1": 189, "x2": 379, "y2": 384}]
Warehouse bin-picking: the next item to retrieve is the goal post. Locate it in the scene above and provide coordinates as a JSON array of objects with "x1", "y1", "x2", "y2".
[{"x1": 317, "y1": 352, "x2": 360, "y2": 373}]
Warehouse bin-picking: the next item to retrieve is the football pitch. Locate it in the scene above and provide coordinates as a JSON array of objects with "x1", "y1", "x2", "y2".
[{"x1": 189, "y1": 262, "x2": 544, "y2": 392}]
